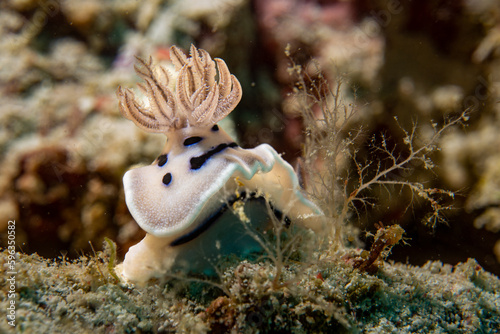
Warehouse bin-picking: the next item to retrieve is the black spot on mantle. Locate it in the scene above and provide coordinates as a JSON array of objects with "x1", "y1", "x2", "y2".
[
  {"x1": 157, "y1": 154, "x2": 168, "y2": 167},
  {"x1": 162, "y1": 172, "x2": 172, "y2": 186},
  {"x1": 190, "y1": 142, "x2": 238, "y2": 170}
]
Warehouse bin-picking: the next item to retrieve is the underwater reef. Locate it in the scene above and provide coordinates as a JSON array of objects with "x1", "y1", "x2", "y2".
[
  {"x1": 1, "y1": 0, "x2": 500, "y2": 332},
  {"x1": 1, "y1": 245, "x2": 499, "y2": 333}
]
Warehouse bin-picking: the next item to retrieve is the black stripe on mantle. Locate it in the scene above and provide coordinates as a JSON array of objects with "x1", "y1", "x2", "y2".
[
  {"x1": 190, "y1": 142, "x2": 238, "y2": 170},
  {"x1": 170, "y1": 192, "x2": 290, "y2": 247}
]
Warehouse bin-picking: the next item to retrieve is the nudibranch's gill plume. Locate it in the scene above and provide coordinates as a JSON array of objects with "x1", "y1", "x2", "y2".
[
  {"x1": 116, "y1": 45, "x2": 325, "y2": 284},
  {"x1": 116, "y1": 44, "x2": 242, "y2": 132}
]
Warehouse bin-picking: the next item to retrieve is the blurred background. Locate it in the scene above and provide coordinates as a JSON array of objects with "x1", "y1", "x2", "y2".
[{"x1": 1, "y1": 0, "x2": 499, "y2": 276}]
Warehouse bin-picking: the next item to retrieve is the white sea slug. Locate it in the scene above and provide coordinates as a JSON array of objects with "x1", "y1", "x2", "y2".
[{"x1": 116, "y1": 45, "x2": 324, "y2": 283}]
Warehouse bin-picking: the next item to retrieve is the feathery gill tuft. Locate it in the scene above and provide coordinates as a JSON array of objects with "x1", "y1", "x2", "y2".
[{"x1": 116, "y1": 45, "x2": 242, "y2": 133}]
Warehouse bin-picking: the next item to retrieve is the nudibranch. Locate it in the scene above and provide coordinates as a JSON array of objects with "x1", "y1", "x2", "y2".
[{"x1": 116, "y1": 45, "x2": 324, "y2": 283}]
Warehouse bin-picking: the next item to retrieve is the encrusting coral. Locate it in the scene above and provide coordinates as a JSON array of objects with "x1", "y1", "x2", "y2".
[{"x1": 116, "y1": 45, "x2": 325, "y2": 283}]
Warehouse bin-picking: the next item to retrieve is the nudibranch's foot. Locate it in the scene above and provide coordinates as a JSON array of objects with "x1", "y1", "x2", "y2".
[
  {"x1": 120, "y1": 192, "x2": 314, "y2": 283},
  {"x1": 119, "y1": 234, "x2": 178, "y2": 284}
]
